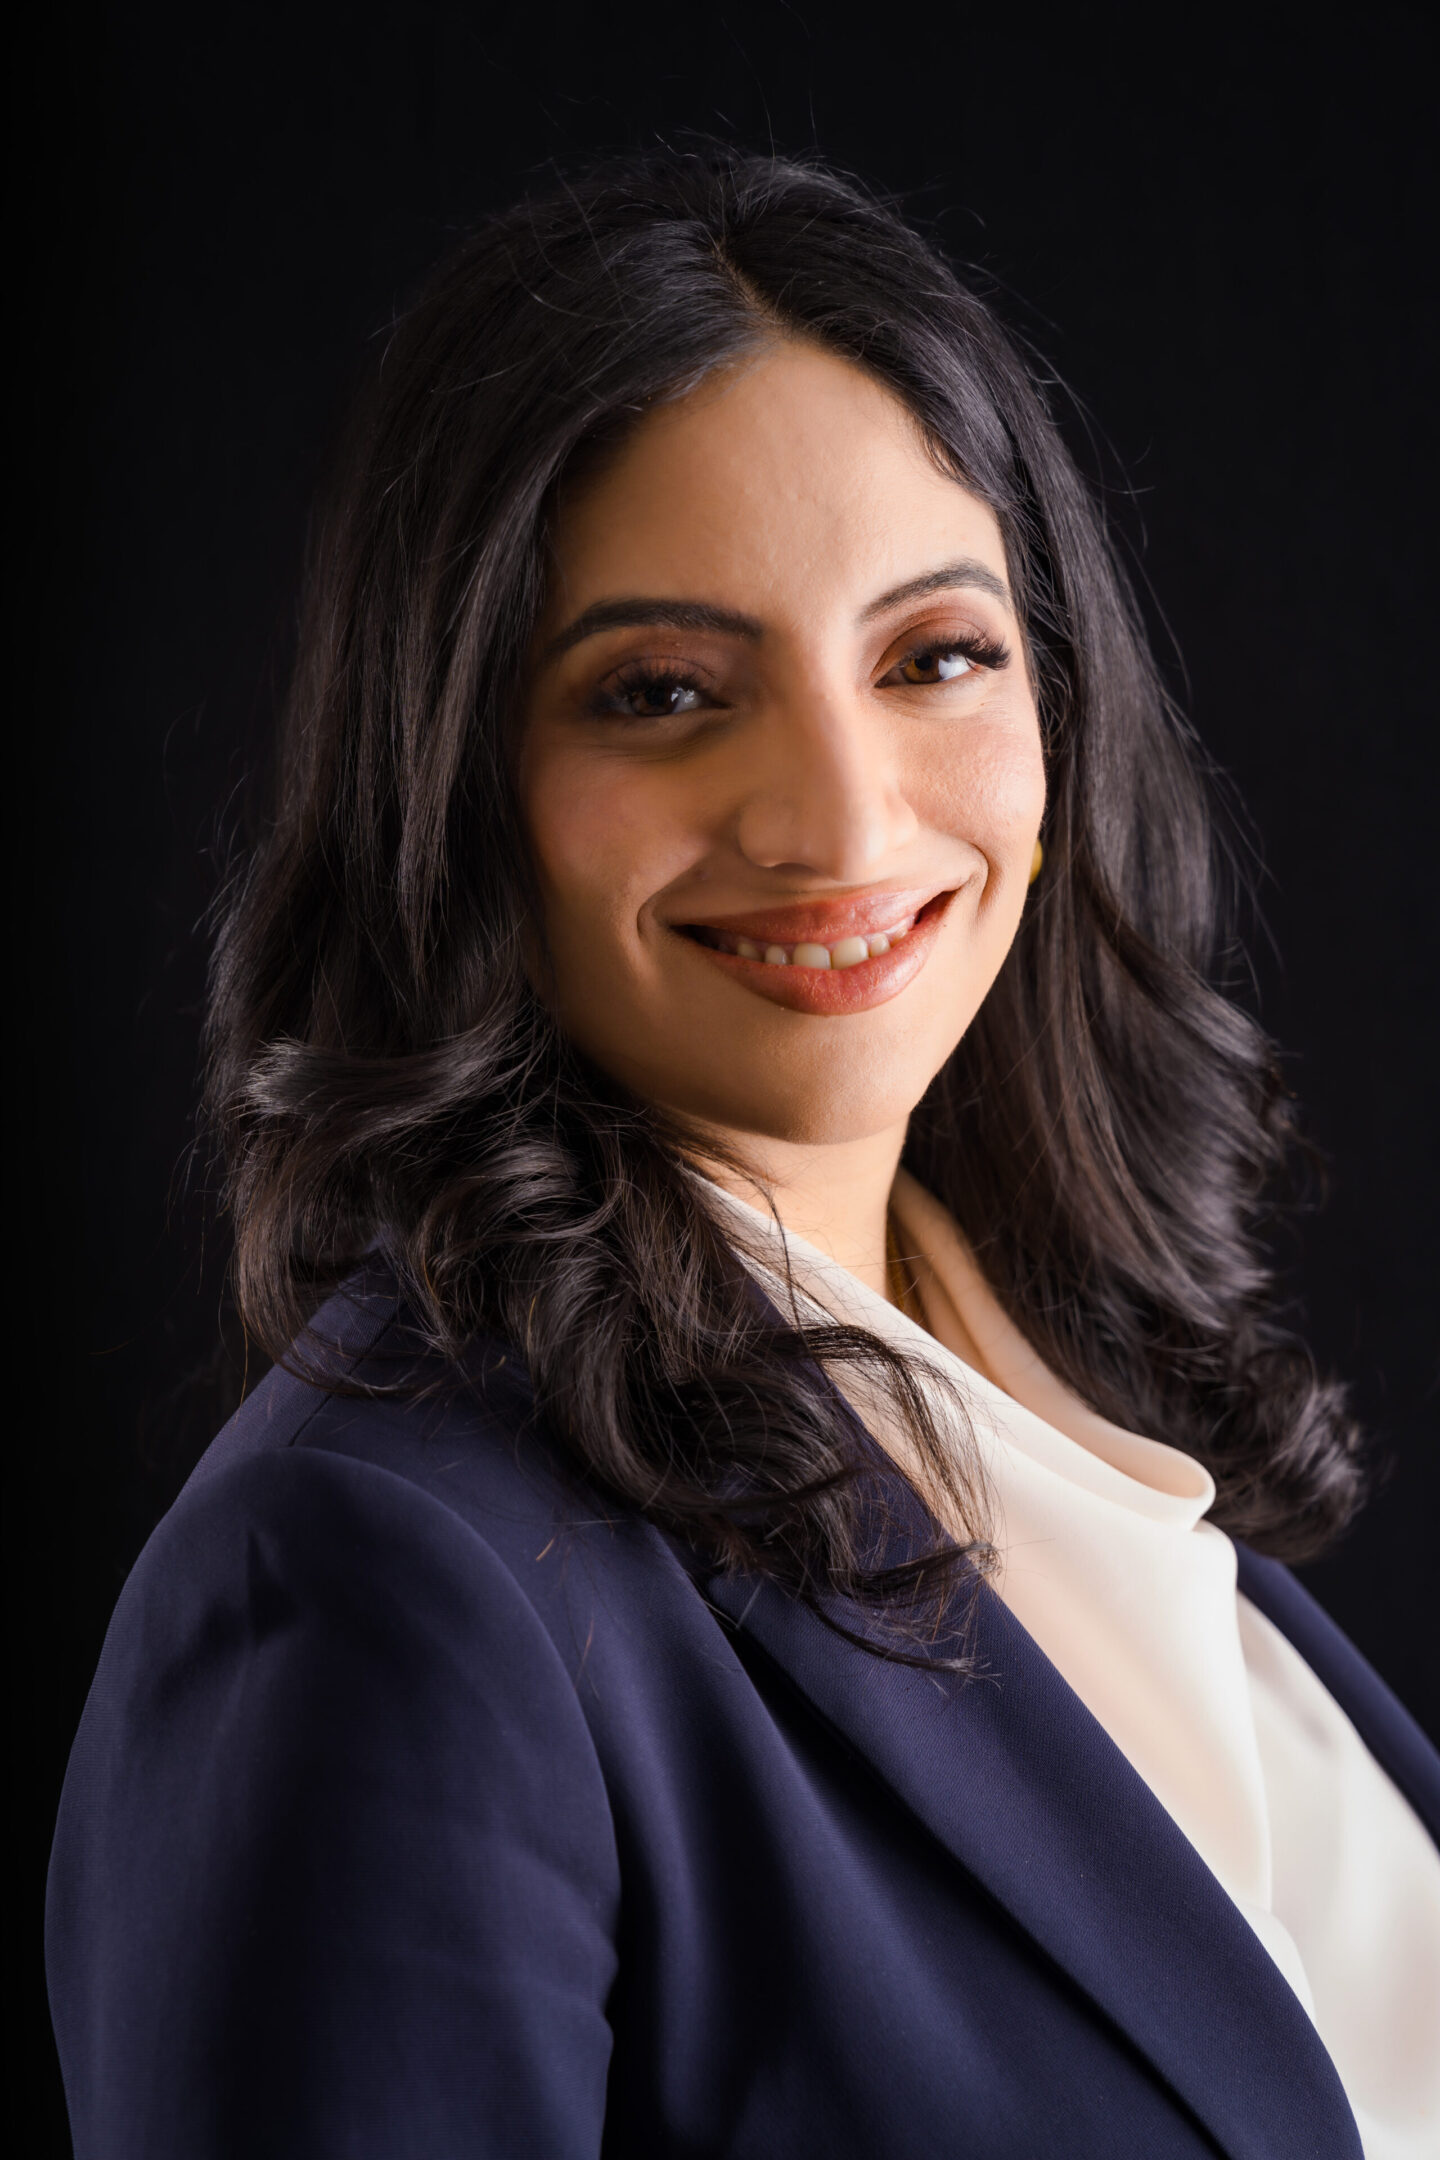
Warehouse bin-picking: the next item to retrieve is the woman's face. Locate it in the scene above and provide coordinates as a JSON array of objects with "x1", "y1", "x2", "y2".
[{"x1": 519, "y1": 342, "x2": 1045, "y2": 1150}]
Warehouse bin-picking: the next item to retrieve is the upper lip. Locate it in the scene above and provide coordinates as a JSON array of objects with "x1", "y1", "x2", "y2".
[{"x1": 672, "y1": 886, "x2": 947, "y2": 945}]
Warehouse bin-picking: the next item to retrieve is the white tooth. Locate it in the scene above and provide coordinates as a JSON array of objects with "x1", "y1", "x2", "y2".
[
  {"x1": 736, "y1": 938, "x2": 762, "y2": 961},
  {"x1": 791, "y1": 943, "x2": 832, "y2": 969},
  {"x1": 866, "y1": 933, "x2": 891, "y2": 957},
  {"x1": 887, "y1": 916, "x2": 914, "y2": 941},
  {"x1": 763, "y1": 944, "x2": 790, "y2": 966},
  {"x1": 830, "y1": 937, "x2": 870, "y2": 970}
]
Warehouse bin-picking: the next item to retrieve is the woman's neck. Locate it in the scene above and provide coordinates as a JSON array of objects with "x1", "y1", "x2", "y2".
[{"x1": 694, "y1": 1120, "x2": 908, "y2": 1306}]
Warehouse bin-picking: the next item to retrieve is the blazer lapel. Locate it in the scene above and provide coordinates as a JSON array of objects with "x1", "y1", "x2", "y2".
[
  {"x1": 1237, "y1": 1545, "x2": 1440, "y2": 1843},
  {"x1": 705, "y1": 1562, "x2": 1361, "y2": 2160}
]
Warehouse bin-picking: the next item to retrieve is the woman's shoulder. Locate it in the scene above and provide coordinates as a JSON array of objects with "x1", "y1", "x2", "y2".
[
  {"x1": 189, "y1": 1273, "x2": 542, "y2": 1505},
  {"x1": 194, "y1": 1271, "x2": 635, "y2": 1530},
  {"x1": 116, "y1": 1273, "x2": 708, "y2": 1711},
  {"x1": 48, "y1": 1278, "x2": 637, "y2": 2154}
]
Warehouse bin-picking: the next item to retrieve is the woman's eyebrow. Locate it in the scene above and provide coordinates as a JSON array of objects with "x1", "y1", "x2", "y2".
[
  {"x1": 543, "y1": 597, "x2": 765, "y2": 661},
  {"x1": 543, "y1": 559, "x2": 1010, "y2": 662},
  {"x1": 860, "y1": 558, "x2": 1013, "y2": 620}
]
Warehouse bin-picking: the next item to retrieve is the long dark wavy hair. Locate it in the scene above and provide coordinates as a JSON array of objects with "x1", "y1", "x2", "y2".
[{"x1": 207, "y1": 146, "x2": 1363, "y2": 1647}]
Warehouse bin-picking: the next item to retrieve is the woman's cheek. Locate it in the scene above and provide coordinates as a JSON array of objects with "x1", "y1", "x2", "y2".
[
  {"x1": 526, "y1": 752, "x2": 631, "y2": 907},
  {"x1": 913, "y1": 722, "x2": 1046, "y2": 880},
  {"x1": 525, "y1": 751, "x2": 685, "y2": 967}
]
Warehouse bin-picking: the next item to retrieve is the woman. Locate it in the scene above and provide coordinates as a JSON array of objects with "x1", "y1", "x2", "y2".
[{"x1": 46, "y1": 149, "x2": 1439, "y2": 2158}]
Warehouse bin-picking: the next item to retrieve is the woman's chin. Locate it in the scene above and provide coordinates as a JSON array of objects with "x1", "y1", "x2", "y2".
[
  {"x1": 634, "y1": 1053, "x2": 945, "y2": 1154},
  {"x1": 560, "y1": 971, "x2": 979, "y2": 1149}
]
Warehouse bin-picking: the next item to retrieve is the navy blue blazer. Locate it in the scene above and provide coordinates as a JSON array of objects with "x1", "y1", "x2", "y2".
[{"x1": 47, "y1": 1278, "x2": 1440, "y2": 2159}]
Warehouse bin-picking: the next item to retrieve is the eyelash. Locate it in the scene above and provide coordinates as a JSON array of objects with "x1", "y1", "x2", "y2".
[
  {"x1": 592, "y1": 630, "x2": 1010, "y2": 720},
  {"x1": 897, "y1": 630, "x2": 1010, "y2": 678},
  {"x1": 592, "y1": 662, "x2": 719, "y2": 720}
]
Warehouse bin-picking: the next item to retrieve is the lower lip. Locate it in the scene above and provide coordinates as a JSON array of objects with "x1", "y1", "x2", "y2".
[{"x1": 676, "y1": 892, "x2": 956, "y2": 1015}]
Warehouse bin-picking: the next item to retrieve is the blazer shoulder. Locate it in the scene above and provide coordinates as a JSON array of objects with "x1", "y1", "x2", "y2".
[
  {"x1": 186, "y1": 1275, "x2": 577, "y2": 1541},
  {"x1": 48, "y1": 1420, "x2": 624, "y2": 2160},
  {"x1": 164, "y1": 1275, "x2": 709, "y2": 1692}
]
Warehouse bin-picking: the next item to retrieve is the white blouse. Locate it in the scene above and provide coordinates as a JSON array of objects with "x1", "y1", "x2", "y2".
[{"x1": 710, "y1": 1169, "x2": 1440, "y2": 2160}]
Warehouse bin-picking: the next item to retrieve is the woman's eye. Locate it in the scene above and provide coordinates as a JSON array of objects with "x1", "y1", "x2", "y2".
[
  {"x1": 898, "y1": 647, "x2": 974, "y2": 685},
  {"x1": 603, "y1": 674, "x2": 707, "y2": 720}
]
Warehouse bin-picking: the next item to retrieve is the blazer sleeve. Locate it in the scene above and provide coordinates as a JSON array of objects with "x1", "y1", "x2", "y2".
[{"x1": 45, "y1": 1444, "x2": 622, "y2": 2160}]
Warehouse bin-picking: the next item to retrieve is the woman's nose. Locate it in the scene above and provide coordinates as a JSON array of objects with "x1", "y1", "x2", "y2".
[{"x1": 733, "y1": 688, "x2": 919, "y2": 881}]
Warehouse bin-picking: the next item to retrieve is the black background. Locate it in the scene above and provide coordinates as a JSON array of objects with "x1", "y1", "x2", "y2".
[{"x1": 14, "y1": 1, "x2": 1438, "y2": 2144}]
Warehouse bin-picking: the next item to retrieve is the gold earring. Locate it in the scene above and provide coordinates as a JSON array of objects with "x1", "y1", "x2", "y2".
[{"x1": 1029, "y1": 839, "x2": 1043, "y2": 885}]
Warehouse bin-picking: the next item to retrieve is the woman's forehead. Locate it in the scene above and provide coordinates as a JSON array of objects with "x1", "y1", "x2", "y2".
[{"x1": 545, "y1": 343, "x2": 1010, "y2": 632}]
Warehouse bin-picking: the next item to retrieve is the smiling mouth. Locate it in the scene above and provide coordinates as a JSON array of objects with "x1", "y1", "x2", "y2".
[
  {"x1": 679, "y1": 905, "x2": 922, "y2": 971},
  {"x1": 669, "y1": 888, "x2": 955, "y2": 1014}
]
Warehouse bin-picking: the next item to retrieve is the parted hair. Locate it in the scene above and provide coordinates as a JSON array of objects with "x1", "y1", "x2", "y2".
[{"x1": 206, "y1": 145, "x2": 1363, "y2": 1652}]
